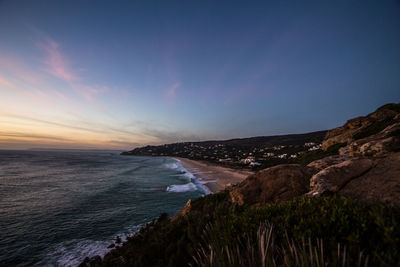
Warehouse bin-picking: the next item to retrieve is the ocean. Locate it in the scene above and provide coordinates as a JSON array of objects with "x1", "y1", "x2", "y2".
[{"x1": 0, "y1": 150, "x2": 208, "y2": 266}]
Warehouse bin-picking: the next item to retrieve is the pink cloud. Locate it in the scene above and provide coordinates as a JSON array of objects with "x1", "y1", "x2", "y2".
[
  {"x1": 0, "y1": 76, "x2": 16, "y2": 88},
  {"x1": 37, "y1": 38, "x2": 112, "y2": 104},
  {"x1": 166, "y1": 82, "x2": 181, "y2": 104},
  {"x1": 0, "y1": 56, "x2": 67, "y2": 106},
  {"x1": 0, "y1": 71, "x2": 50, "y2": 105},
  {"x1": 0, "y1": 54, "x2": 45, "y2": 86},
  {"x1": 1, "y1": 38, "x2": 112, "y2": 107},
  {"x1": 37, "y1": 39, "x2": 77, "y2": 82}
]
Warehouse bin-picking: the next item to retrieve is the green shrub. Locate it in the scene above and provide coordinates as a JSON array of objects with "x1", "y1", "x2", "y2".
[
  {"x1": 353, "y1": 119, "x2": 396, "y2": 140},
  {"x1": 98, "y1": 195, "x2": 400, "y2": 267},
  {"x1": 325, "y1": 142, "x2": 347, "y2": 154},
  {"x1": 292, "y1": 142, "x2": 346, "y2": 166}
]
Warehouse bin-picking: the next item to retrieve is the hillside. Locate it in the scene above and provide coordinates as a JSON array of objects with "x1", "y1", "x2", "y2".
[
  {"x1": 122, "y1": 131, "x2": 327, "y2": 170},
  {"x1": 82, "y1": 103, "x2": 400, "y2": 266}
]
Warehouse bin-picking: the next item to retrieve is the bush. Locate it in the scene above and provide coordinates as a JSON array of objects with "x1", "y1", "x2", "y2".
[
  {"x1": 353, "y1": 119, "x2": 396, "y2": 140},
  {"x1": 96, "y1": 194, "x2": 400, "y2": 267},
  {"x1": 291, "y1": 142, "x2": 346, "y2": 166}
]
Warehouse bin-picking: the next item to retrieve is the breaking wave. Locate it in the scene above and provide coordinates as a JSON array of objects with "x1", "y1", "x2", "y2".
[
  {"x1": 164, "y1": 159, "x2": 211, "y2": 195},
  {"x1": 36, "y1": 225, "x2": 142, "y2": 267},
  {"x1": 167, "y1": 182, "x2": 197, "y2": 192}
]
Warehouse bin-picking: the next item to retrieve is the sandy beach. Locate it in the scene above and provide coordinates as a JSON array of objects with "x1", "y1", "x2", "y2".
[{"x1": 174, "y1": 157, "x2": 254, "y2": 193}]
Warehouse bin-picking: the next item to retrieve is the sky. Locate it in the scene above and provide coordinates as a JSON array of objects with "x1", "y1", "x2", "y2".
[{"x1": 0, "y1": 1, "x2": 399, "y2": 150}]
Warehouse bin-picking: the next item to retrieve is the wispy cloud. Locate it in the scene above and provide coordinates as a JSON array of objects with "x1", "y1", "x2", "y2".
[
  {"x1": 3, "y1": 113, "x2": 111, "y2": 136},
  {"x1": 0, "y1": 53, "x2": 45, "y2": 86},
  {"x1": 0, "y1": 60, "x2": 52, "y2": 104},
  {"x1": 165, "y1": 82, "x2": 181, "y2": 104},
  {"x1": 0, "y1": 76, "x2": 16, "y2": 88},
  {"x1": 0, "y1": 113, "x2": 151, "y2": 149},
  {"x1": 37, "y1": 39, "x2": 77, "y2": 82},
  {"x1": 1, "y1": 112, "x2": 156, "y2": 143},
  {"x1": 1, "y1": 36, "x2": 197, "y2": 149},
  {"x1": 0, "y1": 131, "x2": 72, "y2": 142},
  {"x1": 0, "y1": 52, "x2": 76, "y2": 107},
  {"x1": 37, "y1": 37, "x2": 110, "y2": 103}
]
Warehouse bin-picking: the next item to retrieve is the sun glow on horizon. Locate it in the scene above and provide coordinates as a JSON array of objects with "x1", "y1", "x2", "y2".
[
  {"x1": 0, "y1": 47, "x2": 160, "y2": 150},
  {"x1": 1, "y1": 1, "x2": 399, "y2": 149}
]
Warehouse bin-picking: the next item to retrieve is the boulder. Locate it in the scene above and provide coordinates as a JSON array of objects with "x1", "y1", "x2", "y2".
[
  {"x1": 230, "y1": 164, "x2": 310, "y2": 206},
  {"x1": 339, "y1": 152, "x2": 400, "y2": 205},
  {"x1": 307, "y1": 155, "x2": 351, "y2": 173},
  {"x1": 358, "y1": 136, "x2": 400, "y2": 157},
  {"x1": 308, "y1": 158, "x2": 373, "y2": 197}
]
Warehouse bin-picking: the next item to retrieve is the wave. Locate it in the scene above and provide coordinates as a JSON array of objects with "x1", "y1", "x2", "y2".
[
  {"x1": 37, "y1": 225, "x2": 142, "y2": 267},
  {"x1": 167, "y1": 182, "x2": 197, "y2": 192},
  {"x1": 164, "y1": 162, "x2": 181, "y2": 170},
  {"x1": 39, "y1": 239, "x2": 110, "y2": 267},
  {"x1": 164, "y1": 159, "x2": 211, "y2": 195}
]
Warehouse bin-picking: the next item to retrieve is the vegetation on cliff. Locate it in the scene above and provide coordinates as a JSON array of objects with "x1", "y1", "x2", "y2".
[
  {"x1": 81, "y1": 103, "x2": 400, "y2": 266},
  {"x1": 88, "y1": 193, "x2": 399, "y2": 266}
]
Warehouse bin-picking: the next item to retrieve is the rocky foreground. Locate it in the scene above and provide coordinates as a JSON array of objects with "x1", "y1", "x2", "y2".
[
  {"x1": 81, "y1": 103, "x2": 400, "y2": 267},
  {"x1": 230, "y1": 103, "x2": 400, "y2": 206}
]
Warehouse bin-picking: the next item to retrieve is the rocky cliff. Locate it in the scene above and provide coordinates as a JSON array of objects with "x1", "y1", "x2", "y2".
[
  {"x1": 80, "y1": 103, "x2": 400, "y2": 267},
  {"x1": 322, "y1": 103, "x2": 400, "y2": 151},
  {"x1": 230, "y1": 103, "x2": 400, "y2": 206}
]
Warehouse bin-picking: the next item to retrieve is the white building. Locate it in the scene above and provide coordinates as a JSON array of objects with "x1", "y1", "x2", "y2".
[{"x1": 250, "y1": 162, "x2": 261, "y2": 167}]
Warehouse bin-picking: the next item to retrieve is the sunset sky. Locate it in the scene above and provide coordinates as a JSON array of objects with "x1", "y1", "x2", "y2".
[{"x1": 1, "y1": 1, "x2": 400, "y2": 150}]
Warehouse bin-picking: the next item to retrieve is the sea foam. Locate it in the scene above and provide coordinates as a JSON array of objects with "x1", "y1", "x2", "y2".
[
  {"x1": 164, "y1": 159, "x2": 211, "y2": 195},
  {"x1": 37, "y1": 225, "x2": 142, "y2": 267},
  {"x1": 167, "y1": 182, "x2": 197, "y2": 192}
]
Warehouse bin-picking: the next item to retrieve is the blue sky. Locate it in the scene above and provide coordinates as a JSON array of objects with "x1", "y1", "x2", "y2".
[{"x1": 0, "y1": 1, "x2": 399, "y2": 149}]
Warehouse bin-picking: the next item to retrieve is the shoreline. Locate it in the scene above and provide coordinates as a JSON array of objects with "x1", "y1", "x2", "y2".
[{"x1": 173, "y1": 157, "x2": 254, "y2": 193}]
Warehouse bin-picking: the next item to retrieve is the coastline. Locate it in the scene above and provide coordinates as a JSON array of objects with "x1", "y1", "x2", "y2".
[{"x1": 173, "y1": 157, "x2": 254, "y2": 193}]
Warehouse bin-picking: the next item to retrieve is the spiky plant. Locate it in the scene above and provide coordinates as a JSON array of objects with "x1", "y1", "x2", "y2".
[{"x1": 191, "y1": 223, "x2": 369, "y2": 267}]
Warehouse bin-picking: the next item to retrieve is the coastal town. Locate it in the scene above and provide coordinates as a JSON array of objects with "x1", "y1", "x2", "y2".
[{"x1": 122, "y1": 131, "x2": 326, "y2": 169}]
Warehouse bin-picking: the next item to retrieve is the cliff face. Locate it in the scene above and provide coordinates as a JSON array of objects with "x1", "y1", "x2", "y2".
[
  {"x1": 230, "y1": 103, "x2": 400, "y2": 206},
  {"x1": 230, "y1": 164, "x2": 310, "y2": 205},
  {"x1": 322, "y1": 103, "x2": 400, "y2": 151}
]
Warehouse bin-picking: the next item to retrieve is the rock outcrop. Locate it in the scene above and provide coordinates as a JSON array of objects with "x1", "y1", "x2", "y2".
[
  {"x1": 307, "y1": 158, "x2": 374, "y2": 197},
  {"x1": 339, "y1": 121, "x2": 400, "y2": 157},
  {"x1": 230, "y1": 103, "x2": 400, "y2": 206},
  {"x1": 230, "y1": 164, "x2": 310, "y2": 206},
  {"x1": 339, "y1": 152, "x2": 400, "y2": 205},
  {"x1": 306, "y1": 155, "x2": 351, "y2": 173},
  {"x1": 322, "y1": 104, "x2": 400, "y2": 150}
]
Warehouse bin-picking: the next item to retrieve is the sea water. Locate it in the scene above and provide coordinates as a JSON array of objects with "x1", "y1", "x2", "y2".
[{"x1": 0, "y1": 150, "x2": 208, "y2": 266}]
